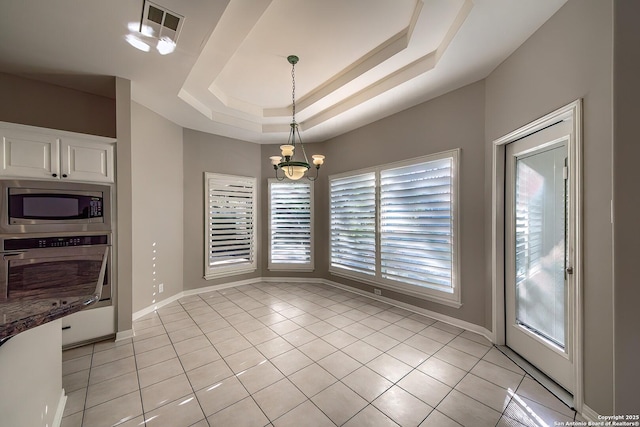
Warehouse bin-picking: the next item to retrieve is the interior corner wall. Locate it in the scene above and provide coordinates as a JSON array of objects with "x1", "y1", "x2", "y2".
[
  {"x1": 131, "y1": 102, "x2": 184, "y2": 313},
  {"x1": 115, "y1": 77, "x2": 133, "y2": 335},
  {"x1": 485, "y1": 0, "x2": 614, "y2": 414},
  {"x1": 182, "y1": 128, "x2": 263, "y2": 291},
  {"x1": 612, "y1": 0, "x2": 640, "y2": 415},
  {"x1": 318, "y1": 81, "x2": 487, "y2": 328}
]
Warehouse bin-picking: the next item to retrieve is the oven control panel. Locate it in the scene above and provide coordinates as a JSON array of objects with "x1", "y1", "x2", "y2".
[{"x1": 3, "y1": 235, "x2": 109, "y2": 250}]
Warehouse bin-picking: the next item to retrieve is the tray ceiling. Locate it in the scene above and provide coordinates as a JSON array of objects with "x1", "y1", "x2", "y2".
[{"x1": 0, "y1": 0, "x2": 567, "y2": 143}]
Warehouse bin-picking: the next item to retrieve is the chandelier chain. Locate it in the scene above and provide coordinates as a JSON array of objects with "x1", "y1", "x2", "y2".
[{"x1": 291, "y1": 60, "x2": 296, "y2": 122}]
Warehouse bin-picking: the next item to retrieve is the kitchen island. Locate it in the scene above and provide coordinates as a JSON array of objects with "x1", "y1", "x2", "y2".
[{"x1": 0, "y1": 281, "x2": 102, "y2": 427}]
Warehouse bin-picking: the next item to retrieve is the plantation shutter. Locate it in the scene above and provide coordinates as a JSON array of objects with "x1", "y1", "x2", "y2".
[
  {"x1": 205, "y1": 173, "x2": 257, "y2": 278},
  {"x1": 379, "y1": 158, "x2": 454, "y2": 291},
  {"x1": 269, "y1": 181, "x2": 313, "y2": 266},
  {"x1": 330, "y1": 172, "x2": 376, "y2": 276}
]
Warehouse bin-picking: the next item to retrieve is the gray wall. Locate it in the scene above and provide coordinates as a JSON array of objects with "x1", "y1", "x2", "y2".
[
  {"x1": 612, "y1": 0, "x2": 640, "y2": 415},
  {"x1": 182, "y1": 128, "x2": 263, "y2": 291},
  {"x1": 485, "y1": 0, "x2": 614, "y2": 414},
  {"x1": 311, "y1": 81, "x2": 487, "y2": 327},
  {"x1": 131, "y1": 102, "x2": 184, "y2": 313},
  {"x1": 115, "y1": 78, "x2": 133, "y2": 335}
]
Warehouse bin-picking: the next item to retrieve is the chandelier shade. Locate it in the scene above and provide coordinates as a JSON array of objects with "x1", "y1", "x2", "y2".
[{"x1": 270, "y1": 55, "x2": 325, "y2": 181}]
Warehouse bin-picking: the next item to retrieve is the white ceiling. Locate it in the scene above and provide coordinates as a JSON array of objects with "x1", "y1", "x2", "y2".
[{"x1": 0, "y1": 0, "x2": 567, "y2": 143}]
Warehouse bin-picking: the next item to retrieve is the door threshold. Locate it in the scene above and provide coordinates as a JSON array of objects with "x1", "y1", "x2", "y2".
[{"x1": 496, "y1": 345, "x2": 574, "y2": 410}]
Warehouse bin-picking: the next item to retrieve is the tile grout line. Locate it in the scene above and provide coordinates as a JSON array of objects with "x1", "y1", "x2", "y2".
[{"x1": 65, "y1": 281, "x2": 572, "y2": 427}]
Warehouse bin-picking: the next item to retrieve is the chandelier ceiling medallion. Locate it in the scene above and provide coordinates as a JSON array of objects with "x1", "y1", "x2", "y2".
[{"x1": 270, "y1": 55, "x2": 325, "y2": 181}]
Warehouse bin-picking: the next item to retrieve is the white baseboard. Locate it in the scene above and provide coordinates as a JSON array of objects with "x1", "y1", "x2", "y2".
[
  {"x1": 317, "y1": 278, "x2": 493, "y2": 342},
  {"x1": 53, "y1": 388, "x2": 67, "y2": 427},
  {"x1": 132, "y1": 277, "x2": 264, "y2": 321},
  {"x1": 131, "y1": 276, "x2": 491, "y2": 342},
  {"x1": 580, "y1": 404, "x2": 600, "y2": 423},
  {"x1": 115, "y1": 329, "x2": 134, "y2": 341},
  {"x1": 132, "y1": 292, "x2": 184, "y2": 321},
  {"x1": 182, "y1": 277, "x2": 264, "y2": 297}
]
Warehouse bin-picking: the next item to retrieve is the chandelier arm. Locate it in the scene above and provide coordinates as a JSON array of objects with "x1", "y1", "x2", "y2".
[
  {"x1": 295, "y1": 125, "x2": 310, "y2": 164},
  {"x1": 274, "y1": 166, "x2": 285, "y2": 181},
  {"x1": 306, "y1": 165, "x2": 320, "y2": 181}
]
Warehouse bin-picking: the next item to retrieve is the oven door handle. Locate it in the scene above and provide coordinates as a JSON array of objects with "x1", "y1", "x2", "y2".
[{"x1": 1, "y1": 251, "x2": 27, "y2": 259}]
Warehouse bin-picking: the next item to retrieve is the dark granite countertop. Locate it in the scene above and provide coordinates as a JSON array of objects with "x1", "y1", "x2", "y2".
[{"x1": 0, "y1": 282, "x2": 101, "y2": 345}]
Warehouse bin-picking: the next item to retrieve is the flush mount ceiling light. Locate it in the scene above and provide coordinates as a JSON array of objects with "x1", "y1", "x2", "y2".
[{"x1": 270, "y1": 55, "x2": 325, "y2": 181}]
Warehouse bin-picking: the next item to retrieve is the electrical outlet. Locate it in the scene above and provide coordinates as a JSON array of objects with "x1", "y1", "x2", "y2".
[
  {"x1": 374, "y1": 288, "x2": 382, "y2": 296},
  {"x1": 159, "y1": 283, "x2": 164, "y2": 293}
]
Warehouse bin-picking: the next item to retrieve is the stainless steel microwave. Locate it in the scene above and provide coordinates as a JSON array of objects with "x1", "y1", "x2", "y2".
[{"x1": 0, "y1": 180, "x2": 111, "y2": 233}]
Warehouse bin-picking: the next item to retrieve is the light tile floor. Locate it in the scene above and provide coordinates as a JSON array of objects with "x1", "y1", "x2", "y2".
[{"x1": 61, "y1": 282, "x2": 584, "y2": 427}]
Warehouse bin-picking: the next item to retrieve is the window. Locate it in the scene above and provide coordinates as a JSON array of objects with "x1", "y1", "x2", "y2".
[
  {"x1": 268, "y1": 179, "x2": 314, "y2": 271},
  {"x1": 329, "y1": 149, "x2": 460, "y2": 306},
  {"x1": 329, "y1": 172, "x2": 376, "y2": 276},
  {"x1": 204, "y1": 173, "x2": 257, "y2": 279}
]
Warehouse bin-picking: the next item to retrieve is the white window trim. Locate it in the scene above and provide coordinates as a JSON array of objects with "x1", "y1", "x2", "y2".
[
  {"x1": 329, "y1": 149, "x2": 461, "y2": 307},
  {"x1": 268, "y1": 178, "x2": 315, "y2": 272},
  {"x1": 203, "y1": 172, "x2": 258, "y2": 280}
]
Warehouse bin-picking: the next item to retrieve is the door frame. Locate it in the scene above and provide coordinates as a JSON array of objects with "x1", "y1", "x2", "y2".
[{"x1": 491, "y1": 99, "x2": 583, "y2": 410}]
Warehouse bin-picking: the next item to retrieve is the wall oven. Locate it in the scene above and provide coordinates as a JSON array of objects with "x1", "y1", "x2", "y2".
[
  {"x1": 0, "y1": 180, "x2": 113, "y2": 308},
  {"x1": 0, "y1": 234, "x2": 111, "y2": 306},
  {"x1": 0, "y1": 180, "x2": 111, "y2": 234}
]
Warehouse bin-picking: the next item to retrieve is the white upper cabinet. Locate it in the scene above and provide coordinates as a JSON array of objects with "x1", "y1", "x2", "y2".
[
  {"x1": 61, "y1": 137, "x2": 114, "y2": 183},
  {"x1": 0, "y1": 122, "x2": 115, "y2": 183}
]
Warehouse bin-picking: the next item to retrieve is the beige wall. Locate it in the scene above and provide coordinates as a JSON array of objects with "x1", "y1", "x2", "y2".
[
  {"x1": 182, "y1": 128, "x2": 263, "y2": 291},
  {"x1": 485, "y1": 0, "x2": 614, "y2": 414},
  {"x1": 131, "y1": 102, "x2": 184, "y2": 313},
  {"x1": 612, "y1": 0, "x2": 640, "y2": 415},
  {"x1": 0, "y1": 72, "x2": 116, "y2": 138}
]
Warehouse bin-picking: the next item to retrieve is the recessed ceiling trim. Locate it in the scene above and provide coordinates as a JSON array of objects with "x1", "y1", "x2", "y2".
[
  {"x1": 263, "y1": 0, "x2": 424, "y2": 119},
  {"x1": 178, "y1": 88, "x2": 213, "y2": 120},
  {"x1": 291, "y1": 0, "x2": 473, "y2": 133},
  {"x1": 299, "y1": 51, "x2": 438, "y2": 133},
  {"x1": 263, "y1": 28, "x2": 409, "y2": 118},
  {"x1": 180, "y1": 0, "x2": 272, "y2": 112},
  {"x1": 261, "y1": 0, "x2": 472, "y2": 134},
  {"x1": 435, "y1": 0, "x2": 473, "y2": 62}
]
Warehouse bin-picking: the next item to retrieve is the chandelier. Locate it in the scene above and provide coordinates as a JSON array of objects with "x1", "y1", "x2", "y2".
[{"x1": 270, "y1": 55, "x2": 325, "y2": 181}]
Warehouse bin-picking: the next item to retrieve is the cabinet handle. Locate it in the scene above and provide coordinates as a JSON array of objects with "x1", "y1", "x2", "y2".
[
  {"x1": 62, "y1": 174, "x2": 68, "y2": 178},
  {"x1": 62, "y1": 326, "x2": 71, "y2": 330},
  {"x1": 52, "y1": 173, "x2": 57, "y2": 177}
]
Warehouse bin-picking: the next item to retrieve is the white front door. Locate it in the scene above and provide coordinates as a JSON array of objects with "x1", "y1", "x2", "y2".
[{"x1": 505, "y1": 118, "x2": 575, "y2": 393}]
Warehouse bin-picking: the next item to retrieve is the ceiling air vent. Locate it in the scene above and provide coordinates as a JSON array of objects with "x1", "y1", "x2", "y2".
[{"x1": 140, "y1": 1, "x2": 184, "y2": 53}]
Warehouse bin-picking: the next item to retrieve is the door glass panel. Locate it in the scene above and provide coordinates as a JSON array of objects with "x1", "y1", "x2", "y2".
[{"x1": 514, "y1": 145, "x2": 567, "y2": 348}]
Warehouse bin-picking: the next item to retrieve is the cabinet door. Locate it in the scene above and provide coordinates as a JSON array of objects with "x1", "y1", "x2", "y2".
[
  {"x1": 0, "y1": 129, "x2": 60, "y2": 179},
  {"x1": 61, "y1": 306, "x2": 115, "y2": 347},
  {"x1": 61, "y1": 138, "x2": 114, "y2": 183}
]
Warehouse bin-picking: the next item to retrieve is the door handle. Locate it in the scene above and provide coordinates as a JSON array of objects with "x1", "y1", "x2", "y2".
[{"x1": 2, "y1": 251, "x2": 26, "y2": 259}]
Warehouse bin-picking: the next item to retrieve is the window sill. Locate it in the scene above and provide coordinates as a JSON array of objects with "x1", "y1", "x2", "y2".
[{"x1": 204, "y1": 267, "x2": 257, "y2": 280}]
